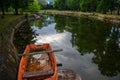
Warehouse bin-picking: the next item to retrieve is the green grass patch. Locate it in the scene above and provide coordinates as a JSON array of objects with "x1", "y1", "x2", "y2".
[{"x1": 0, "y1": 14, "x2": 22, "y2": 33}]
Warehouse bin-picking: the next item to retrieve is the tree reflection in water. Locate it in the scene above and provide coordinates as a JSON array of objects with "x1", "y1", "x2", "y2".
[
  {"x1": 14, "y1": 15, "x2": 54, "y2": 54},
  {"x1": 54, "y1": 15, "x2": 120, "y2": 77},
  {"x1": 13, "y1": 20, "x2": 37, "y2": 53},
  {"x1": 92, "y1": 26, "x2": 120, "y2": 77}
]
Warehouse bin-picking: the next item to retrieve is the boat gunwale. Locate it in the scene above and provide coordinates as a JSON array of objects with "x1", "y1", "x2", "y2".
[{"x1": 18, "y1": 43, "x2": 58, "y2": 80}]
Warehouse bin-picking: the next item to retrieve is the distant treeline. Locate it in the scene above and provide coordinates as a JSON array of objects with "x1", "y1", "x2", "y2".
[
  {"x1": 0, "y1": 0, "x2": 41, "y2": 15},
  {"x1": 53, "y1": 0, "x2": 120, "y2": 15},
  {"x1": 0, "y1": 0, "x2": 120, "y2": 15}
]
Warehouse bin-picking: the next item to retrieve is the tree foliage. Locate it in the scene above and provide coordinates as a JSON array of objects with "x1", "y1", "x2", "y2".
[
  {"x1": 0, "y1": 0, "x2": 11, "y2": 15},
  {"x1": 53, "y1": 0, "x2": 67, "y2": 10},
  {"x1": 1, "y1": 0, "x2": 120, "y2": 15},
  {"x1": 38, "y1": 0, "x2": 47, "y2": 9},
  {"x1": 0, "y1": 0, "x2": 35, "y2": 15},
  {"x1": 53, "y1": 0, "x2": 120, "y2": 15},
  {"x1": 97, "y1": 0, "x2": 107, "y2": 14},
  {"x1": 116, "y1": 0, "x2": 120, "y2": 15},
  {"x1": 80, "y1": 0, "x2": 98, "y2": 12},
  {"x1": 66, "y1": 0, "x2": 80, "y2": 10},
  {"x1": 97, "y1": 0, "x2": 116, "y2": 14},
  {"x1": 28, "y1": 0, "x2": 41, "y2": 12}
]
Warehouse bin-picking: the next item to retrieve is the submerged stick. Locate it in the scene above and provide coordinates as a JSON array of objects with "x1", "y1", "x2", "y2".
[
  {"x1": 57, "y1": 63, "x2": 62, "y2": 67},
  {"x1": 18, "y1": 49, "x2": 63, "y2": 56}
]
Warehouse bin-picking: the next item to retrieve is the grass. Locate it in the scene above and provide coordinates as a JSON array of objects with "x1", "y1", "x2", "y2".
[{"x1": 0, "y1": 14, "x2": 22, "y2": 34}]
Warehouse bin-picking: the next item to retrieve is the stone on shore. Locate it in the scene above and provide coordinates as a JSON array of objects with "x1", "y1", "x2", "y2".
[{"x1": 58, "y1": 69, "x2": 81, "y2": 80}]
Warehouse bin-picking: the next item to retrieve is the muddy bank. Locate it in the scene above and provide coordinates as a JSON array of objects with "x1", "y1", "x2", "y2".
[
  {"x1": 0, "y1": 14, "x2": 41, "y2": 80},
  {"x1": 41, "y1": 10, "x2": 120, "y2": 24}
]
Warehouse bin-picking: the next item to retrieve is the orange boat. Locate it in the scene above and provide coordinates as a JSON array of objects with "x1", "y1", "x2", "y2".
[{"x1": 18, "y1": 43, "x2": 58, "y2": 80}]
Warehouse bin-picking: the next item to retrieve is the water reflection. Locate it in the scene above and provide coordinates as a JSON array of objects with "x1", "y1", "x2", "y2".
[
  {"x1": 13, "y1": 21, "x2": 37, "y2": 53},
  {"x1": 92, "y1": 26, "x2": 120, "y2": 77},
  {"x1": 54, "y1": 15, "x2": 120, "y2": 77},
  {"x1": 14, "y1": 15, "x2": 120, "y2": 80}
]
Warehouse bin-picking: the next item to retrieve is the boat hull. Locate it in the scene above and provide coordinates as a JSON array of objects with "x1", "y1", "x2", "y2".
[{"x1": 18, "y1": 43, "x2": 58, "y2": 80}]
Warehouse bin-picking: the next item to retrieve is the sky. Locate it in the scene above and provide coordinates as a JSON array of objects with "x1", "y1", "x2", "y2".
[{"x1": 46, "y1": 0, "x2": 53, "y2": 3}]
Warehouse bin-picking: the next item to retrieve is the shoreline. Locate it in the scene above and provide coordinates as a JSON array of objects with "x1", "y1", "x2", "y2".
[
  {"x1": 0, "y1": 13, "x2": 41, "y2": 80},
  {"x1": 40, "y1": 10, "x2": 120, "y2": 24}
]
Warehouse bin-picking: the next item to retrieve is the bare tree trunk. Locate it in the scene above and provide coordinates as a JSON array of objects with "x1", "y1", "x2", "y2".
[
  {"x1": 0, "y1": 6, "x2": 5, "y2": 18},
  {"x1": 117, "y1": 7, "x2": 120, "y2": 15},
  {"x1": 14, "y1": 0, "x2": 19, "y2": 15},
  {"x1": 0, "y1": 5, "x2": 5, "y2": 15},
  {"x1": 110, "y1": 9, "x2": 112, "y2": 14},
  {"x1": 15, "y1": 7, "x2": 19, "y2": 15}
]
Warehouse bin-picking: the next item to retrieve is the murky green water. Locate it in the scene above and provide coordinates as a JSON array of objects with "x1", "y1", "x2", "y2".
[{"x1": 14, "y1": 15, "x2": 120, "y2": 80}]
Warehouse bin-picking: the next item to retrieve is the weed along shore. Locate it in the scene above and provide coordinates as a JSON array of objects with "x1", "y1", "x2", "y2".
[{"x1": 41, "y1": 10, "x2": 120, "y2": 24}]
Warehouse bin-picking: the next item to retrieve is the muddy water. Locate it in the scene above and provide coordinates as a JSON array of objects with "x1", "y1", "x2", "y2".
[{"x1": 14, "y1": 15, "x2": 120, "y2": 80}]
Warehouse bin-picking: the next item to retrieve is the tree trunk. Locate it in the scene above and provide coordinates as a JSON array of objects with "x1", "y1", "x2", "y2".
[
  {"x1": 0, "y1": 6, "x2": 5, "y2": 18},
  {"x1": 110, "y1": 10, "x2": 112, "y2": 14},
  {"x1": 15, "y1": 7, "x2": 19, "y2": 15},
  {"x1": 117, "y1": 6, "x2": 120, "y2": 15},
  {"x1": 103, "y1": 10, "x2": 106, "y2": 14},
  {"x1": 1, "y1": 6, "x2": 5, "y2": 15}
]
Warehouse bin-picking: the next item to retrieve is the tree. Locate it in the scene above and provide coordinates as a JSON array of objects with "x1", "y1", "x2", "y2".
[
  {"x1": 66, "y1": 0, "x2": 74, "y2": 10},
  {"x1": 11, "y1": 0, "x2": 34, "y2": 14},
  {"x1": 0, "y1": 0, "x2": 34, "y2": 15},
  {"x1": 53, "y1": 0, "x2": 67, "y2": 10},
  {"x1": 0, "y1": 0, "x2": 5, "y2": 15},
  {"x1": 38, "y1": 0, "x2": 47, "y2": 9},
  {"x1": 46, "y1": 2, "x2": 53, "y2": 9},
  {"x1": 80, "y1": 0, "x2": 98, "y2": 12},
  {"x1": 0, "y1": 0, "x2": 11, "y2": 15},
  {"x1": 11, "y1": 0, "x2": 20, "y2": 15},
  {"x1": 97, "y1": 0, "x2": 107, "y2": 14},
  {"x1": 108, "y1": 0, "x2": 116, "y2": 14},
  {"x1": 53, "y1": 0, "x2": 59, "y2": 9},
  {"x1": 66, "y1": 0, "x2": 80, "y2": 10},
  {"x1": 28, "y1": 0, "x2": 41, "y2": 12},
  {"x1": 73, "y1": 0, "x2": 80, "y2": 11},
  {"x1": 116, "y1": 0, "x2": 120, "y2": 15}
]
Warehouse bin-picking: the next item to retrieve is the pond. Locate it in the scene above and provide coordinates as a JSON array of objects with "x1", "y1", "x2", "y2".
[{"x1": 14, "y1": 15, "x2": 120, "y2": 80}]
